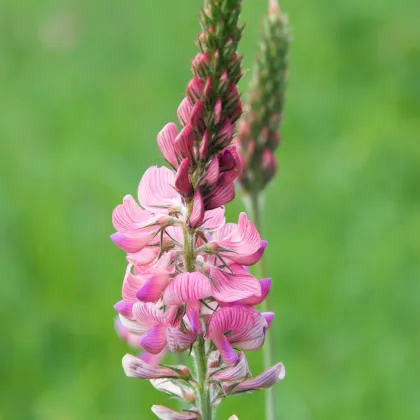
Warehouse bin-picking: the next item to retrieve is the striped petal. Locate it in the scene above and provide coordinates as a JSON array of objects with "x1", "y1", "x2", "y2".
[
  {"x1": 151, "y1": 405, "x2": 198, "y2": 420},
  {"x1": 202, "y1": 207, "x2": 225, "y2": 231},
  {"x1": 136, "y1": 270, "x2": 171, "y2": 303},
  {"x1": 166, "y1": 328, "x2": 197, "y2": 352},
  {"x1": 157, "y1": 123, "x2": 179, "y2": 168},
  {"x1": 162, "y1": 272, "x2": 213, "y2": 306},
  {"x1": 122, "y1": 354, "x2": 181, "y2": 379},
  {"x1": 237, "y1": 278, "x2": 272, "y2": 306},
  {"x1": 227, "y1": 363, "x2": 285, "y2": 394},
  {"x1": 140, "y1": 325, "x2": 167, "y2": 354},
  {"x1": 177, "y1": 98, "x2": 194, "y2": 127},
  {"x1": 190, "y1": 189, "x2": 205, "y2": 228},
  {"x1": 210, "y1": 352, "x2": 250, "y2": 382},
  {"x1": 138, "y1": 166, "x2": 179, "y2": 211},
  {"x1": 210, "y1": 264, "x2": 261, "y2": 302}
]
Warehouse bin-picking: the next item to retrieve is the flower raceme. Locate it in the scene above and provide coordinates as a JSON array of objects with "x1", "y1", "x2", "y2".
[
  {"x1": 111, "y1": 166, "x2": 284, "y2": 416},
  {"x1": 111, "y1": 0, "x2": 285, "y2": 418}
]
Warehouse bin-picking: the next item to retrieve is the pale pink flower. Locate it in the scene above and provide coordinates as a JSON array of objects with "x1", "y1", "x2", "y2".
[{"x1": 151, "y1": 405, "x2": 198, "y2": 420}]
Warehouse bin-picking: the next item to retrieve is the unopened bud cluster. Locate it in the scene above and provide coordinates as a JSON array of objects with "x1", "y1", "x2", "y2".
[{"x1": 236, "y1": 0, "x2": 290, "y2": 193}]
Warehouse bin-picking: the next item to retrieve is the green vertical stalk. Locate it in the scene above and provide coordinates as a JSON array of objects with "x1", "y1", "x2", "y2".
[
  {"x1": 244, "y1": 191, "x2": 277, "y2": 420},
  {"x1": 183, "y1": 225, "x2": 212, "y2": 420}
]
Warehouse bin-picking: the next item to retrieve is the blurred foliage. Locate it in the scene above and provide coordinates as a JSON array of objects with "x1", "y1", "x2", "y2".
[{"x1": 1, "y1": 0, "x2": 419, "y2": 419}]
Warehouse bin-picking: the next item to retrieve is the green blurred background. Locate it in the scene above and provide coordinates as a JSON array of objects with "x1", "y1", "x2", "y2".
[{"x1": 1, "y1": 0, "x2": 419, "y2": 419}]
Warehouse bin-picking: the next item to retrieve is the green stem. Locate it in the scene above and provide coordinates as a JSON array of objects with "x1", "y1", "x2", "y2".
[
  {"x1": 183, "y1": 225, "x2": 212, "y2": 420},
  {"x1": 244, "y1": 192, "x2": 277, "y2": 420},
  {"x1": 192, "y1": 336, "x2": 212, "y2": 420}
]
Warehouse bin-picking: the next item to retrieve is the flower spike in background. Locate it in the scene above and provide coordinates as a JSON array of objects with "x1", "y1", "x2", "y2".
[
  {"x1": 236, "y1": 1, "x2": 291, "y2": 420},
  {"x1": 110, "y1": 1, "x2": 286, "y2": 419}
]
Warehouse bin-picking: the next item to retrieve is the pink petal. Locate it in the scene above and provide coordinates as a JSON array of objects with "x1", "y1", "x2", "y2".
[
  {"x1": 175, "y1": 158, "x2": 193, "y2": 197},
  {"x1": 211, "y1": 333, "x2": 239, "y2": 367},
  {"x1": 210, "y1": 264, "x2": 261, "y2": 302},
  {"x1": 214, "y1": 99, "x2": 222, "y2": 125},
  {"x1": 151, "y1": 405, "x2": 198, "y2": 420},
  {"x1": 203, "y1": 157, "x2": 220, "y2": 187},
  {"x1": 199, "y1": 130, "x2": 209, "y2": 160},
  {"x1": 166, "y1": 328, "x2": 197, "y2": 352},
  {"x1": 112, "y1": 195, "x2": 151, "y2": 232},
  {"x1": 174, "y1": 125, "x2": 194, "y2": 161},
  {"x1": 202, "y1": 207, "x2": 226, "y2": 231},
  {"x1": 228, "y1": 363, "x2": 286, "y2": 393},
  {"x1": 136, "y1": 270, "x2": 171, "y2": 302},
  {"x1": 127, "y1": 246, "x2": 160, "y2": 266},
  {"x1": 206, "y1": 307, "x2": 267, "y2": 355},
  {"x1": 111, "y1": 232, "x2": 155, "y2": 254},
  {"x1": 115, "y1": 318, "x2": 142, "y2": 348},
  {"x1": 262, "y1": 312, "x2": 275, "y2": 329},
  {"x1": 114, "y1": 300, "x2": 134, "y2": 318},
  {"x1": 177, "y1": 98, "x2": 193, "y2": 127},
  {"x1": 150, "y1": 379, "x2": 195, "y2": 402},
  {"x1": 122, "y1": 264, "x2": 146, "y2": 303},
  {"x1": 132, "y1": 301, "x2": 167, "y2": 326},
  {"x1": 186, "y1": 300, "x2": 202, "y2": 335},
  {"x1": 241, "y1": 240, "x2": 267, "y2": 266},
  {"x1": 210, "y1": 352, "x2": 250, "y2": 382},
  {"x1": 140, "y1": 325, "x2": 168, "y2": 354},
  {"x1": 186, "y1": 76, "x2": 204, "y2": 103},
  {"x1": 122, "y1": 354, "x2": 182, "y2": 379},
  {"x1": 190, "y1": 100, "x2": 205, "y2": 134},
  {"x1": 162, "y1": 272, "x2": 213, "y2": 306},
  {"x1": 206, "y1": 174, "x2": 235, "y2": 210},
  {"x1": 138, "y1": 166, "x2": 179, "y2": 211},
  {"x1": 189, "y1": 189, "x2": 205, "y2": 228},
  {"x1": 157, "y1": 123, "x2": 179, "y2": 168},
  {"x1": 139, "y1": 348, "x2": 167, "y2": 367},
  {"x1": 237, "y1": 278, "x2": 272, "y2": 306}
]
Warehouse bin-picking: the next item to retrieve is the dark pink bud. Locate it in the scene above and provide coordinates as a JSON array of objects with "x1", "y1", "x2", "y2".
[
  {"x1": 206, "y1": 174, "x2": 235, "y2": 209},
  {"x1": 259, "y1": 126, "x2": 269, "y2": 145},
  {"x1": 214, "y1": 99, "x2": 222, "y2": 125},
  {"x1": 203, "y1": 156, "x2": 220, "y2": 186},
  {"x1": 226, "y1": 83, "x2": 240, "y2": 109},
  {"x1": 204, "y1": 76, "x2": 213, "y2": 98},
  {"x1": 219, "y1": 70, "x2": 229, "y2": 94},
  {"x1": 199, "y1": 130, "x2": 210, "y2": 161},
  {"x1": 190, "y1": 100, "x2": 205, "y2": 135},
  {"x1": 192, "y1": 52, "x2": 210, "y2": 78},
  {"x1": 222, "y1": 146, "x2": 242, "y2": 182},
  {"x1": 219, "y1": 148, "x2": 236, "y2": 172},
  {"x1": 187, "y1": 76, "x2": 204, "y2": 104},
  {"x1": 175, "y1": 158, "x2": 193, "y2": 197},
  {"x1": 262, "y1": 149, "x2": 277, "y2": 181},
  {"x1": 190, "y1": 189, "x2": 205, "y2": 228},
  {"x1": 214, "y1": 119, "x2": 234, "y2": 148},
  {"x1": 230, "y1": 100, "x2": 242, "y2": 122},
  {"x1": 177, "y1": 98, "x2": 193, "y2": 127},
  {"x1": 174, "y1": 125, "x2": 195, "y2": 160}
]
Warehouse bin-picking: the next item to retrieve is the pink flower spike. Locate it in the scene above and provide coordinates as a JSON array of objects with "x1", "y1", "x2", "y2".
[
  {"x1": 262, "y1": 312, "x2": 275, "y2": 329},
  {"x1": 227, "y1": 363, "x2": 286, "y2": 394},
  {"x1": 175, "y1": 158, "x2": 193, "y2": 197},
  {"x1": 151, "y1": 405, "x2": 198, "y2": 420},
  {"x1": 190, "y1": 189, "x2": 205, "y2": 228},
  {"x1": 237, "y1": 277, "x2": 272, "y2": 306},
  {"x1": 162, "y1": 272, "x2": 212, "y2": 306},
  {"x1": 157, "y1": 123, "x2": 179, "y2": 168},
  {"x1": 186, "y1": 76, "x2": 204, "y2": 104},
  {"x1": 138, "y1": 166, "x2": 179, "y2": 211},
  {"x1": 177, "y1": 98, "x2": 193, "y2": 127},
  {"x1": 122, "y1": 354, "x2": 184, "y2": 380},
  {"x1": 174, "y1": 125, "x2": 195, "y2": 161},
  {"x1": 210, "y1": 352, "x2": 251, "y2": 382},
  {"x1": 206, "y1": 174, "x2": 235, "y2": 210},
  {"x1": 206, "y1": 307, "x2": 267, "y2": 366}
]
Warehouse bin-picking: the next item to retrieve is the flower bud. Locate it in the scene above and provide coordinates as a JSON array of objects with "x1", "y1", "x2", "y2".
[{"x1": 186, "y1": 76, "x2": 203, "y2": 104}]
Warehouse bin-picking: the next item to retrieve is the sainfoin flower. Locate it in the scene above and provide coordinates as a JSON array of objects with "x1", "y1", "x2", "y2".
[{"x1": 110, "y1": 1, "x2": 285, "y2": 419}]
